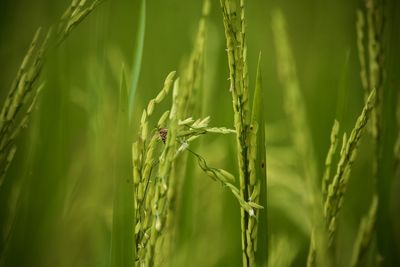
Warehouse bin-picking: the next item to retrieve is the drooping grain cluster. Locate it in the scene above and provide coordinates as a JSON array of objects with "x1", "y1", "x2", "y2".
[
  {"x1": 132, "y1": 71, "x2": 258, "y2": 266},
  {"x1": 132, "y1": 71, "x2": 176, "y2": 267}
]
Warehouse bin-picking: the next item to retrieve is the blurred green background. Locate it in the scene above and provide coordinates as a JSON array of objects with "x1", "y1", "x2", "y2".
[{"x1": 0, "y1": 0, "x2": 399, "y2": 266}]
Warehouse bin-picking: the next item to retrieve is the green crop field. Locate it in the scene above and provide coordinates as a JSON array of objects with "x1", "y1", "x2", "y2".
[{"x1": 0, "y1": 0, "x2": 399, "y2": 266}]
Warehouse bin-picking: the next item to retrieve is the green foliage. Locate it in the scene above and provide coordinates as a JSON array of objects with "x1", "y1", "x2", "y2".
[{"x1": 1, "y1": 1, "x2": 400, "y2": 267}]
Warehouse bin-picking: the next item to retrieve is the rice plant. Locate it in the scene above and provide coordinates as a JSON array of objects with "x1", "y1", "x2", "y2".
[
  {"x1": 0, "y1": 0, "x2": 399, "y2": 267},
  {"x1": 0, "y1": 0, "x2": 103, "y2": 187}
]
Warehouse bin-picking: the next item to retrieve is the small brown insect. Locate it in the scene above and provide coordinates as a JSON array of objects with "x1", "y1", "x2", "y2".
[
  {"x1": 261, "y1": 160, "x2": 265, "y2": 169},
  {"x1": 159, "y1": 128, "x2": 168, "y2": 144}
]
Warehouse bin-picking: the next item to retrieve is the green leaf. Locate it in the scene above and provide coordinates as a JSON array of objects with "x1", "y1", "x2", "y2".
[
  {"x1": 251, "y1": 52, "x2": 268, "y2": 266},
  {"x1": 129, "y1": 0, "x2": 146, "y2": 120},
  {"x1": 110, "y1": 67, "x2": 135, "y2": 267}
]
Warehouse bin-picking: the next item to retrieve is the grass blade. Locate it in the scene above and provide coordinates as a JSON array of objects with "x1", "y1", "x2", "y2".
[
  {"x1": 129, "y1": 0, "x2": 146, "y2": 120},
  {"x1": 110, "y1": 68, "x2": 134, "y2": 267},
  {"x1": 251, "y1": 53, "x2": 268, "y2": 266}
]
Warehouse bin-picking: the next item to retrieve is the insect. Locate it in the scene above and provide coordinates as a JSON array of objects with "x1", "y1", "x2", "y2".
[{"x1": 158, "y1": 128, "x2": 168, "y2": 144}]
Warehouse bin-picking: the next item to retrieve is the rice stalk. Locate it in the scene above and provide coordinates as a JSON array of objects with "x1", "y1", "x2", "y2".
[
  {"x1": 356, "y1": 0, "x2": 384, "y2": 176},
  {"x1": 307, "y1": 90, "x2": 375, "y2": 266},
  {"x1": 219, "y1": 1, "x2": 256, "y2": 265},
  {"x1": 356, "y1": 0, "x2": 391, "y2": 263},
  {"x1": 0, "y1": 83, "x2": 44, "y2": 187},
  {"x1": 324, "y1": 89, "x2": 376, "y2": 246},
  {"x1": 307, "y1": 120, "x2": 339, "y2": 267},
  {"x1": 0, "y1": 0, "x2": 103, "y2": 189},
  {"x1": 0, "y1": 29, "x2": 50, "y2": 188}
]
